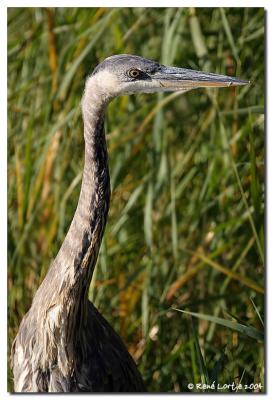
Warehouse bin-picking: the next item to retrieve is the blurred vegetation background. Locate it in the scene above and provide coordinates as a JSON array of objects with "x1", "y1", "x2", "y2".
[{"x1": 8, "y1": 7, "x2": 264, "y2": 392}]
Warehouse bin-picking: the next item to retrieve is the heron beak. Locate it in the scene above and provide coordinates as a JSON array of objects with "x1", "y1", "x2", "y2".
[{"x1": 154, "y1": 65, "x2": 249, "y2": 91}]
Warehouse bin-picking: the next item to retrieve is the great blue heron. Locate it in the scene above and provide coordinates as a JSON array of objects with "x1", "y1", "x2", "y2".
[{"x1": 11, "y1": 54, "x2": 247, "y2": 392}]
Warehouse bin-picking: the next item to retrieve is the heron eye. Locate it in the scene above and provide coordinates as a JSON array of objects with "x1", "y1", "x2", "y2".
[{"x1": 127, "y1": 69, "x2": 141, "y2": 79}]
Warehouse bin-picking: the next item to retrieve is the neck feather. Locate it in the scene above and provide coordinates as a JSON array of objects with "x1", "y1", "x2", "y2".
[
  {"x1": 34, "y1": 77, "x2": 111, "y2": 316},
  {"x1": 27, "y1": 76, "x2": 112, "y2": 376}
]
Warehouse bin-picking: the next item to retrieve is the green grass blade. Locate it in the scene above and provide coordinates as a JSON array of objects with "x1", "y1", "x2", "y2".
[{"x1": 174, "y1": 308, "x2": 264, "y2": 342}]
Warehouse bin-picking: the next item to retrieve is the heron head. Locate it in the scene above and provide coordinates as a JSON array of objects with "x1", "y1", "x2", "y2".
[{"x1": 88, "y1": 54, "x2": 248, "y2": 99}]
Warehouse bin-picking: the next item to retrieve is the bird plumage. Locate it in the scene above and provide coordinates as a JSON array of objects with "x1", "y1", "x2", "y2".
[
  {"x1": 11, "y1": 54, "x2": 247, "y2": 392},
  {"x1": 11, "y1": 301, "x2": 145, "y2": 392}
]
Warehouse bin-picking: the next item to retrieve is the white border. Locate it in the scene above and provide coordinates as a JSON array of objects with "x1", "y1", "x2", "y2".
[
  {"x1": 1, "y1": 1, "x2": 270, "y2": 399},
  {"x1": 0, "y1": 4, "x2": 7, "y2": 399},
  {"x1": 2, "y1": 0, "x2": 271, "y2": 7}
]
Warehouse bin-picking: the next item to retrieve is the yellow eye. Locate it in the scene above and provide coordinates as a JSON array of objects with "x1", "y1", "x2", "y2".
[{"x1": 127, "y1": 69, "x2": 140, "y2": 79}]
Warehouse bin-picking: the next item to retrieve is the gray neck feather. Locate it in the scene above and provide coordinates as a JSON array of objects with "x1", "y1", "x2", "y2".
[{"x1": 31, "y1": 78, "x2": 111, "y2": 371}]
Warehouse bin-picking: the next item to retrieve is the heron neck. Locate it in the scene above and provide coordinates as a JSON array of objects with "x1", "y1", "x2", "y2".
[{"x1": 34, "y1": 82, "x2": 111, "y2": 315}]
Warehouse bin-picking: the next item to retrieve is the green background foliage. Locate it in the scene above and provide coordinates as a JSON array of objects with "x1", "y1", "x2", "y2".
[{"x1": 8, "y1": 7, "x2": 264, "y2": 392}]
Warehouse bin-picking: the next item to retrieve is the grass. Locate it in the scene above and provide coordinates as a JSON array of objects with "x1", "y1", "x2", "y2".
[{"x1": 8, "y1": 7, "x2": 264, "y2": 392}]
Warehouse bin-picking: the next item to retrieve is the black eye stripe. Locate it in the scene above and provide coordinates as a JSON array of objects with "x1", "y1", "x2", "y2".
[{"x1": 126, "y1": 68, "x2": 152, "y2": 81}]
